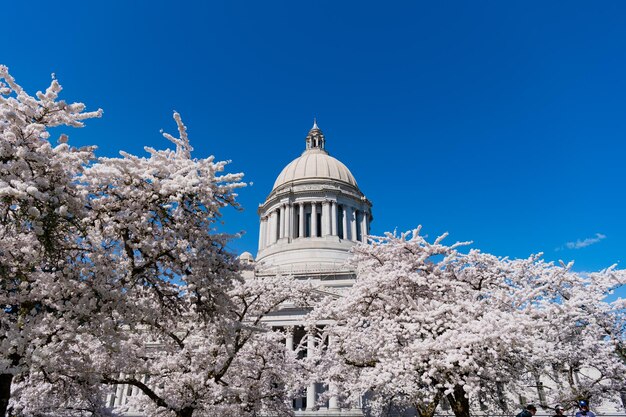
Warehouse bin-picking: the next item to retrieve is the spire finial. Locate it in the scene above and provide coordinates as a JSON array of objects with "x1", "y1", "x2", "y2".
[{"x1": 312, "y1": 117, "x2": 318, "y2": 130}]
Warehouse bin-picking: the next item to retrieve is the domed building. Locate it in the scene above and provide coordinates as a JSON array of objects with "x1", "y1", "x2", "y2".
[
  {"x1": 256, "y1": 121, "x2": 371, "y2": 415},
  {"x1": 256, "y1": 120, "x2": 372, "y2": 281}
]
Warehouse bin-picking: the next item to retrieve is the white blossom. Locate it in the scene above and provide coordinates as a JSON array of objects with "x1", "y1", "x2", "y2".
[
  {"x1": 1, "y1": 66, "x2": 303, "y2": 417},
  {"x1": 307, "y1": 228, "x2": 626, "y2": 417}
]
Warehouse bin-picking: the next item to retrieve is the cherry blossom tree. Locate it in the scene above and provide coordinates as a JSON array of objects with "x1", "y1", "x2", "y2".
[
  {"x1": 72, "y1": 113, "x2": 304, "y2": 417},
  {"x1": 107, "y1": 272, "x2": 309, "y2": 417},
  {"x1": 0, "y1": 65, "x2": 102, "y2": 416},
  {"x1": 4, "y1": 65, "x2": 623, "y2": 417},
  {"x1": 309, "y1": 228, "x2": 626, "y2": 417},
  {"x1": 1, "y1": 67, "x2": 305, "y2": 417},
  {"x1": 530, "y1": 264, "x2": 626, "y2": 410}
]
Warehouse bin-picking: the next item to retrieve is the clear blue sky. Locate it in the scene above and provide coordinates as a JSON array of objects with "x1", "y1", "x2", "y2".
[{"x1": 4, "y1": 1, "x2": 625, "y2": 272}]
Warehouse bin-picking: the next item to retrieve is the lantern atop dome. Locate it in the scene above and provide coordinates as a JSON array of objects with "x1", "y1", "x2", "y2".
[{"x1": 305, "y1": 118, "x2": 326, "y2": 151}]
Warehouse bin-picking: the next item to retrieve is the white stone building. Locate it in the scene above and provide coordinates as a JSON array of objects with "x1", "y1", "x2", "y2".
[
  {"x1": 255, "y1": 119, "x2": 371, "y2": 276},
  {"x1": 253, "y1": 121, "x2": 372, "y2": 416}
]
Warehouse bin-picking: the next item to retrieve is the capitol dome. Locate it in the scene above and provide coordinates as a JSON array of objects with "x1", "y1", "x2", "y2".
[
  {"x1": 273, "y1": 149, "x2": 357, "y2": 190},
  {"x1": 256, "y1": 121, "x2": 372, "y2": 276}
]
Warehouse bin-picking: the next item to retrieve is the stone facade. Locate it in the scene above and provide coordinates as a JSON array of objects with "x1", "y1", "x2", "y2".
[{"x1": 255, "y1": 121, "x2": 371, "y2": 415}]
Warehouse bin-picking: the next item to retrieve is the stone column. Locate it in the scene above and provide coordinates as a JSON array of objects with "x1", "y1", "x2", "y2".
[
  {"x1": 311, "y1": 202, "x2": 318, "y2": 238},
  {"x1": 265, "y1": 215, "x2": 272, "y2": 247},
  {"x1": 114, "y1": 375, "x2": 125, "y2": 406},
  {"x1": 351, "y1": 208, "x2": 358, "y2": 242},
  {"x1": 130, "y1": 375, "x2": 140, "y2": 399},
  {"x1": 331, "y1": 201, "x2": 337, "y2": 236},
  {"x1": 270, "y1": 210, "x2": 278, "y2": 244},
  {"x1": 329, "y1": 392, "x2": 339, "y2": 410},
  {"x1": 298, "y1": 203, "x2": 304, "y2": 237},
  {"x1": 279, "y1": 205, "x2": 285, "y2": 239},
  {"x1": 258, "y1": 217, "x2": 266, "y2": 250},
  {"x1": 291, "y1": 204, "x2": 296, "y2": 239},
  {"x1": 306, "y1": 331, "x2": 317, "y2": 410},
  {"x1": 285, "y1": 327, "x2": 294, "y2": 351},
  {"x1": 265, "y1": 212, "x2": 271, "y2": 246},
  {"x1": 361, "y1": 211, "x2": 368, "y2": 242},
  {"x1": 342, "y1": 205, "x2": 348, "y2": 240},
  {"x1": 105, "y1": 390, "x2": 114, "y2": 408},
  {"x1": 328, "y1": 334, "x2": 339, "y2": 410},
  {"x1": 288, "y1": 325, "x2": 301, "y2": 411},
  {"x1": 285, "y1": 204, "x2": 292, "y2": 240},
  {"x1": 322, "y1": 201, "x2": 330, "y2": 236}
]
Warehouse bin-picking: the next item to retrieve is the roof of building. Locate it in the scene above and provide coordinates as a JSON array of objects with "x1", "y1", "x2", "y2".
[
  {"x1": 271, "y1": 122, "x2": 358, "y2": 190},
  {"x1": 239, "y1": 251, "x2": 255, "y2": 263}
]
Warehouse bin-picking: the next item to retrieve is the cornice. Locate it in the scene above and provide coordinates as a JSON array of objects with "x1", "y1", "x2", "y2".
[{"x1": 258, "y1": 180, "x2": 372, "y2": 213}]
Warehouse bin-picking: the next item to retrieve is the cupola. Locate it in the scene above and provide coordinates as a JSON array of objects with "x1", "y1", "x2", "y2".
[{"x1": 305, "y1": 119, "x2": 326, "y2": 151}]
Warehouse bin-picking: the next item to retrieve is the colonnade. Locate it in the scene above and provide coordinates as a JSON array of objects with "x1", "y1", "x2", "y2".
[
  {"x1": 106, "y1": 333, "x2": 351, "y2": 412},
  {"x1": 284, "y1": 327, "x2": 341, "y2": 412},
  {"x1": 259, "y1": 201, "x2": 369, "y2": 250},
  {"x1": 107, "y1": 374, "x2": 150, "y2": 408}
]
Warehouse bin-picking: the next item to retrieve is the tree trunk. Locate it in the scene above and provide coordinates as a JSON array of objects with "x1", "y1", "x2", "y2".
[
  {"x1": 176, "y1": 407, "x2": 194, "y2": 417},
  {"x1": 415, "y1": 391, "x2": 443, "y2": 417},
  {"x1": 446, "y1": 384, "x2": 471, "y2": 417},
  {"x1": 0, "y1": 373, "x2": 13, "y2": 417}
]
